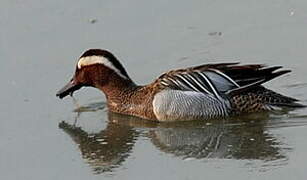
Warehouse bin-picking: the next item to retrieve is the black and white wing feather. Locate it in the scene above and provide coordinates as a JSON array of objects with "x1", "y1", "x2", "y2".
[
  {"x1": 158, "y1": 69, "x2": 239, "y2": 100},
  {"x1": 157, "y1": 62, "x2": 291, "y2": 99}
]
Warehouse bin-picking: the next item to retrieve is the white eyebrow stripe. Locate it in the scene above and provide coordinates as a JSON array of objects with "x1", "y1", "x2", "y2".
[{"x1": 77, "y1": 55, "x2": 128, "y2": 79}]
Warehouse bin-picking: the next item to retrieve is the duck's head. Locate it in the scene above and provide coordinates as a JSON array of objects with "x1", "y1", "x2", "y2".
[{"x1": 56, "y1": 49, "x2": 131, "y2": 99}]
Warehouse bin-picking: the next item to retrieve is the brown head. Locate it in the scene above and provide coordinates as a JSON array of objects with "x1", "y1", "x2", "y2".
[{"x1": 56, "y1": 49, "x2": 134, "y2": 99}]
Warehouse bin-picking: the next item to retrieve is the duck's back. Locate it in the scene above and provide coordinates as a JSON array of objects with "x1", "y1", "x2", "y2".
[{"x1": 151, "y1": 63, "x2": 304, "y2": 121}]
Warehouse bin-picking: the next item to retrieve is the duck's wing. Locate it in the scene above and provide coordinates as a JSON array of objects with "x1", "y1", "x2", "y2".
[
  {"x1": 152, "y1": 63, "x2": 303, "y2": 120},
  {"x1": 156, "y1": 63, "x2": 291, "y2": 98}
]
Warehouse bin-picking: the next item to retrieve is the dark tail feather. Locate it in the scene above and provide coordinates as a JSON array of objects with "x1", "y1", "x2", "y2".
[
  {"x1": 230, "y1": 85, "x2": 305, "y2": 109},
  {"x1": 226, "y1": 70, "x2": 291, "y2": 96},
  {"x1": 268, "y1": 102, "x2": 306, "y2": 108}
]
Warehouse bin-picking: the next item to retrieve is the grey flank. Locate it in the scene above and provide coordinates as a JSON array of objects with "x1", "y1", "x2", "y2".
[{"x1": 153, "y1": 90, "x2": 231, "y2": 121}]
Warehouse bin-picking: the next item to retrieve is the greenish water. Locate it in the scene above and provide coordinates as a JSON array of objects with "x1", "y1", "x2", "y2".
[{"x1": 1, "y1": 0, "x2": 307, "y2": 179}]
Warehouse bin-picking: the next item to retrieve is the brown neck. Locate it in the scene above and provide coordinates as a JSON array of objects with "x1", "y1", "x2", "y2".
[
  {"x1": 96, "y1": 72, "x2": 138, "y2": 105},
  {"x1": 94, "y1": 71, "x2": 158, "y2": 120}
]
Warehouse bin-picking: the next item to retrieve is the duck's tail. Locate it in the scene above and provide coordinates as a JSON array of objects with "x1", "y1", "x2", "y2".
[{"x1": 229, "y1": 86, "x2": 305, "y2": 114}]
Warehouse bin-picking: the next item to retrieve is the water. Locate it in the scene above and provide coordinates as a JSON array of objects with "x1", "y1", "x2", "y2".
[{"x1": 1, "y1": 0, "x2": 307, "y2": 179}]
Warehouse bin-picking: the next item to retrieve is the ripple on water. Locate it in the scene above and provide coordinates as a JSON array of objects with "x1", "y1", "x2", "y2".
[{"x1": 59, "y1": 98, "x2": 307, "y2": 174}]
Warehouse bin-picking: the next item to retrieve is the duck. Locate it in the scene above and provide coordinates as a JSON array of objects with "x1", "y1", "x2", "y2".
[{"x1": 56, "y1": 49, "x2": 304, "y2": 122}]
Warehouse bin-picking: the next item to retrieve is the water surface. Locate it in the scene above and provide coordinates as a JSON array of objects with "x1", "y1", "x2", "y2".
[{"x1": 1, "y1": 0, "x2": 307, "y2": 179}]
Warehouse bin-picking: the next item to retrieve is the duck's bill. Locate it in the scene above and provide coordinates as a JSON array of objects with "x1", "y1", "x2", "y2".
[{"x1": 56, "y1": 79, "x2": 82, "y2": 99}]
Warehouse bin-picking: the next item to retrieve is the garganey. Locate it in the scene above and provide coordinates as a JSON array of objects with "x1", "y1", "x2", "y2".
[{"x1": 56, "y1": 49, "x2": 304, "y2": 121}]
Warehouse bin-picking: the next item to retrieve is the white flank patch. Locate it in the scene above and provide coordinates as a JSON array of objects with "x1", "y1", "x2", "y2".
[{"x1": 77, "y1": 55, "x2": 128, "y2": 79}]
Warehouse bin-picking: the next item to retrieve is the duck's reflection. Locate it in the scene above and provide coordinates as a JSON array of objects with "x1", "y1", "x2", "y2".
[
  {"x1": 149, "y1": 119, "x2": 283, "y2": 160},
  {"x1": 59, "y1": 103, "x2": 287, "y2": 174},
  {"x1": 59, "y1": 116, "x2": 138, "y2": 174}
]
